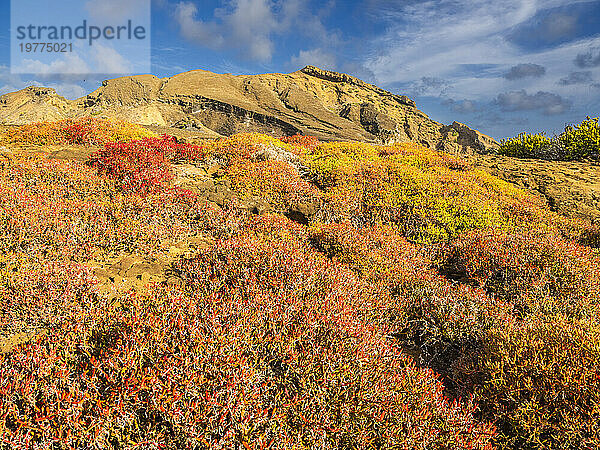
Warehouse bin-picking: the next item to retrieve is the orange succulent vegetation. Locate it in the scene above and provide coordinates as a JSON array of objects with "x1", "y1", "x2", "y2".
[
  {"x1": 1, "y1": 122, "x2": 600, "y2": 448},
  {"x1": 473, "y1": 315, "x2": 600, "y2": 448},
  {"x1": 308, "y1": 221, "x2": 512, "y2": 392},
  {"x1": 433, "y1": 227, "x2": 600, "y2": 447},
  {"x1": 435, "y1": 227, "x2": 600, "y2": 318},
  {"x1": 279, "y1": 134, "x2": 320, "y2": 151},
  {"x1": 2, "y1": 117, "x2": 155, "y2": 147},
  {"x1": 227, "y1": 159, "x2": 320, "y2": 211},
  {"x1": 0, "y1": 154, "x2": 218, "y2": 263},
  {"x1": 201, "y1": 132, "x2": 296, "y2": 162},
  {"x1": 0, "y1": 210, "x2": 496, "y2": 448}
]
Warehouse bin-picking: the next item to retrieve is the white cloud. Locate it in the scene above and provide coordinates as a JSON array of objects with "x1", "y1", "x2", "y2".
[
  {"x1": 541, "y1": 12, "x2": 577, "y2": 40},
  {"x1": 173, "y1": 0, "x2": 276, "y2": 60},
  {"x1": 290, "y1": 49, "x2": 337, "y2": 70},
  {"x1": 49, "y1": 83, "x2": 87, "y2": 99},
  {"x1": 172, "y1": 0, "x2": 338, "y2": 62},
  {"x1": 575, "y1": 47, "x2": 600, "y2": 68},
  {"x1": 365, "y1": 0, "x2": 600, "y2": 103},
  {"x1": 0, "y1": 65, "x2": 87, "y2": 99},
  {"x1": 174, "y1": 2, "x2": 226, "y2": 50},
  {"x1": 13, "y1": 53, "x2": 91, "y2": 75},
  {"x1": 224, "y1": 0, "x2": 277, "y2": 61},
  {"x1": 92, "y1": 44, "x2": 134, "y2": 73},
  {"x1": 504, "y1": 63, "x2": 546, "y2": 80},
  {"x1": 85, "y1": 0, "x2": 150, "y2": 23},
  {"x1": 0, "y1": 65, "x2": 24, "y2": 91},
  {"x1": 559, "y1": 71, "x2": 593, "y2": 85},
  {"x1": 443, "y1": 98, "x2": 479, "y2": 113}
]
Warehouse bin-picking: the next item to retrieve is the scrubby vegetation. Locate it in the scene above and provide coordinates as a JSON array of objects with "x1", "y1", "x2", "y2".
[
  {"x1": 1, "y1": 118, "x2": 599, "y2": 449},
  {"x1": 498, "y1": 117, "x2": 600, "y2": 161},
  {"x1": 497, "y1": 132, "x2": 553, "y2": 159},
  {"x1": 1, "y1": 117, "x2": 156, "y2": 147}
]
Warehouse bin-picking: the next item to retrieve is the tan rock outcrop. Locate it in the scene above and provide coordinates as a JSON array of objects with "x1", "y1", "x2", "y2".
[
  {"x1": 0, "y1": 67, "x2": 499, "y2": 153},
  {"x1": 0, "y1": 86, "x2": 75, "y2": 124}
]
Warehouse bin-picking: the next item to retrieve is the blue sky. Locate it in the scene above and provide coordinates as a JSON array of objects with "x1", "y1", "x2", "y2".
[{"x1": 1, "y1": 0, "x2": 600, "y2": 140}]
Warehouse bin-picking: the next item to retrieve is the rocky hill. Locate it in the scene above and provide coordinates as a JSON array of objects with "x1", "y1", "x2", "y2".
[
  {"x1": 0, "y1": 87, "x2": 76, "y2": 124},
  {"x1": 4, "y1": 68, "x2": 600, "y2": 226},
  {"x1": 0, "y1": 66, "x2": 498, "y2": 153}
]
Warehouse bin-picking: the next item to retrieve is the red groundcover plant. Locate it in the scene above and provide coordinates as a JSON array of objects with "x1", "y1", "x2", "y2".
[
  {"x1": 279, "y1": 134, "x2": 320, "y2": 151},
  {"x1": 0, "y1": 216, "x2": 496, "y2": 449},
  {"x1": 435, "y1": 228, "x2": 600, "y2": 318},
  {"x1": 88, "y1": 135, "x2": 200, "y2": 194},
  {"x1": 5, "y1": 122, "x2": 600, "y2": 448}
]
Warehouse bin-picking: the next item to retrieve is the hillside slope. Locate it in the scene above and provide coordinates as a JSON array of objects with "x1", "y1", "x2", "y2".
[
  {"x1": 1, "y1": 125, "x2": 599, "y2": 448},
  {"x1": 0, "y1": 66, "x2": 498, "y2": 153},
  {"x1": 0, "y1": 87, "x2": 76, "y2": 123},
  {"x1": 468, "y1": 154, "x2": 600, "y2": 224}
]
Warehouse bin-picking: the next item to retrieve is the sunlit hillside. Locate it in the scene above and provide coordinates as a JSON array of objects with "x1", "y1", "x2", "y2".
[{"x1": 1, "y1": 118, "x2": 599, "y2": 449}]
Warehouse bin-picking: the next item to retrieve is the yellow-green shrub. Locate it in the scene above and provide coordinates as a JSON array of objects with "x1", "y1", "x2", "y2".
[
  {"x1": 499, "y1": 117, "x2": 600, "y2": 161},
  {"x1": 303, "y1": 141, "x2": 540, "y2": 243},
  {"x1": 559, "y1": 116, "x2": 600, "y2": 160},
  {"x1": 3, "y1": 117, "x2": 155, "y2": 147},
  {"x1": 498, "y1": 132, "x2": 552, "y2": 158}
]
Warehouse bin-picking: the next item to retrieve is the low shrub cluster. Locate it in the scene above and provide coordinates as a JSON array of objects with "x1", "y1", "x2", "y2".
[
  {"x1": 163, "y1": 133, "x2": 320, "y2": 214},
  {"x1": 202, "y1": 133, "x2": 297, "y2": 163},
  {"x1": 435, "y1": 227, "x2": 600, "y2": 447},
  {"x1": 462, "y1": 315, "x2": 600, "y2": 449},
  {"x1": 167, "y1": 218, "x2": 495, "y2": 448},
  {"x1": 434, "y1": 228, "x2": 600, "y2": 319},
  {"x1": 88, "y1": 135, "x2": 203, "y2": 194},
  {"x1": 497, "y1": 132, "x2": 553, "y2": 159},
  {"x1": 0, "y1": 214, "x2": 496, "y2": 448},
  {"x1": 0, "y1": 155, "x2": 216, "y2": 263},
  {"x1": 559, "y1": 116, "x2": 600, "y2": 160},
  {"x1": 498, "y1": 117, "x2": 600, "y2": 161},
  {"x1": 302, "y1": 141, "x2": 549, "y2": 243},
  {"x1": 227, "y1": 159, "x2": 320, "y2": 212},
  {"x1": 308, "y1": 221, "x2": 512, "y2": 394},
  {"x1": 2, "y1": 117, "x2": 156, "y2": 147},
  {"x1": 2, "y1": 122, "x2": 600, "y2": 448},
  {"x1": 278, "y1": 134, "x2": 320, "y2": 150}
]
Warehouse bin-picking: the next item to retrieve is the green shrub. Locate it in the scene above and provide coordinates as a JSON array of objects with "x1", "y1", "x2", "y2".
[
  {"x1": 558, "y1": 116, "x2": 600, "y2": 160},
  {"x1": 498, "y1": 117, "x2": 600, "y2": 161},
  {"x1": 498, "y1": 132, "x2": 552, "y2": 158}
]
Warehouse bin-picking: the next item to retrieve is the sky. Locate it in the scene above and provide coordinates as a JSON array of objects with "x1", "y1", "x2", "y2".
[{"x1": 1, "y1": 0, "x2": 600, "y2": 140}]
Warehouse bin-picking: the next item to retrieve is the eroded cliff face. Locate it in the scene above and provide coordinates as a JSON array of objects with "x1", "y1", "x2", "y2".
[{"x1": 0, "y1": 66, "x2": 499, "y2": 154}]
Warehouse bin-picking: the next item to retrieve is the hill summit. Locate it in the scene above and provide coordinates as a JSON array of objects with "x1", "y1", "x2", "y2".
[{"x1": 0, "y1": 66, "x2": 497, "y2": 153}]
